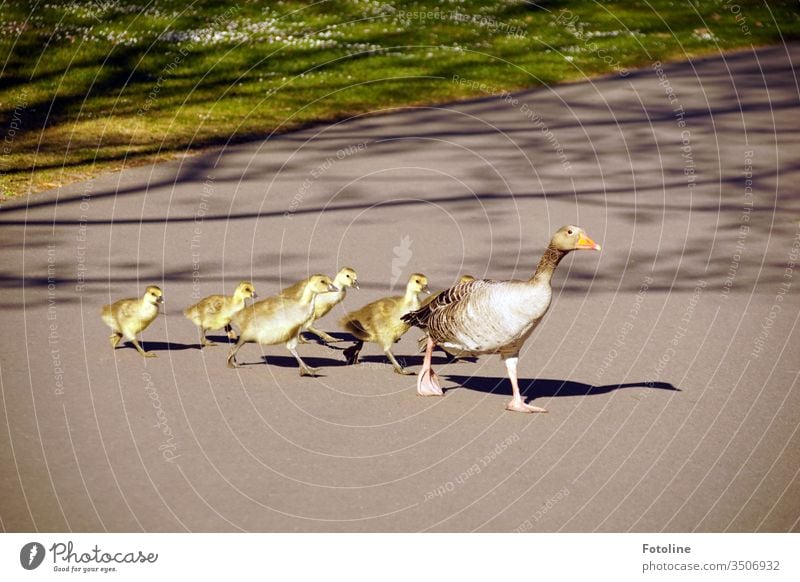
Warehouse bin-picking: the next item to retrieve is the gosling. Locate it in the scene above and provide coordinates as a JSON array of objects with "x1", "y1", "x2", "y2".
[
  {"x1": 227, "y1": 275, "x2": 338, "y2": 376},
  {"x1": 340, "y1": 273, "x2": 430, "y2": 375},
  {"x1": 184, "y1": 281, "x2": 257, "y2": 347},
  {"x1": 101, "y1": 286, "x2": 164, "y2": 358},
  {"x1": 280, "y1": 267, "x2": 359, "y2": 344}
]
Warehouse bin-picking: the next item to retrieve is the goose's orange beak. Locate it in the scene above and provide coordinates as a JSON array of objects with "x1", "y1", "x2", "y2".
[{"x1": 577, "y1": 233, "x2": 601, "y2": 251}]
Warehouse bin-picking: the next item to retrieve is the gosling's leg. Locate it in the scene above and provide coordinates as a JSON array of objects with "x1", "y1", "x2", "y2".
[
  {"x1": 109, "y1": 333, "x2": 123, "y2": 348},
  {"x1": 286, "y1": 336, "x2": 320, "y2": 376},
  {"x1": 288, "y1": 348, "x2": 320, "y2": 377},
  {"x1": 307, "y1": 325, "x2": 340, "y2": 344},
  {"x1": 417, "y1": 336, "x2": 443, "y2": 396},
  {"x1": 225, "y1": 324, "x2": 237, "y2": 341},
  {"x1": 200, "y1": 328, "x2": 216, "y2": 347},
  {"x1": 131, "y1": 338, "x2": 157, "y2": 358},
  {"x1": 385, "y1": 348, "x2": 413, "y2": 375},
  {"x1": 227, "y1": 338, "x2": 245, "y2": 368},
  {"x1": 503, "y1": 354, "x2": 546, "y2": 413},
  {"x1": 343, "y1": 340, "x2": 363, "y2": 365}
]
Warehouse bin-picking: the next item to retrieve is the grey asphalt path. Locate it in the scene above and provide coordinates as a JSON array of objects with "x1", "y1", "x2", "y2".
[{"x1": 1, "y1": 45, "x2": 799, "y2": 533}]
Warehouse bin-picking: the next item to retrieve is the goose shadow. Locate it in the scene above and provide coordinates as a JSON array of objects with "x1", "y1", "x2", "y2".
[{"x1": 443, "y1": 375, "x2": 679, "y2": 400}]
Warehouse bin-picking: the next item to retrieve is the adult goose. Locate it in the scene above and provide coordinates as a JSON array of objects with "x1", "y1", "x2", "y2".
[{"x1": 402, "y1": 226, "x2": 600, "y2": 413}]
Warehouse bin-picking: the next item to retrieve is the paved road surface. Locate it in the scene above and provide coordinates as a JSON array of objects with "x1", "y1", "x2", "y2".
[{"x1": 1, "y1": 45, "x2": 799, "y2": 532}]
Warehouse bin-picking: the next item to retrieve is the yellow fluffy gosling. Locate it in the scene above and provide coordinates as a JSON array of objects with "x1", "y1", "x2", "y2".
[
  {"x1": 280, "y1": 267, "x2": 359, "y2": 344},
  {"x1": 340, "y1": 273, "x2": 429, "y2": 374},
  {"x1": 183, "y1": 281, "x2": 257, "y2": 347},
  {"x1": 227, "y1": 275, "x2": 338, "y2": 376},
  {"x1": 101, "y1": 286, "x2": 164, "y2": 358}
]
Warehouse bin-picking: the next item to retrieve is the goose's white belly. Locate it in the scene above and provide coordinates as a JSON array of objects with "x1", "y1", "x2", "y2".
[{"x1": 443, "y1": 283, "x2": 552, "y2": 355}]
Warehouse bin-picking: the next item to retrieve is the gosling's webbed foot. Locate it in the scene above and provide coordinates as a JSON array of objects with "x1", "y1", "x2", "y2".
[
  {"x1": 227, "y1": 357, "x2": 240, "y2": 369},
  {"x1": 505, "y1": 399, "x2": 547, "y2": 414},
  {"x1": 312, "y1": 331, "x2": 340, "y2": 344},
  {"x1": 202, "y1": 340, "x2": 217, "y2": 347},
  {"x1": 132, "y1": 340, "x2": 155, "y2": 358},
  {"x1": 417, "y1": 368, "x2": 443, "y2": 396},
  {"x1": 394, "y1": 366, "x2": 415, "y2": 376},
  {"x1": 109, "y1": 333, "x2": 122, "y2": 348},
  {"x1": 299, "y1": 365, "x2": 320, "y2": 377}
]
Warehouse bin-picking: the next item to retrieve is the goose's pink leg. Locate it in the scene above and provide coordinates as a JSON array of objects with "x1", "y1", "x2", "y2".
[
  {"x1": 417, "y1": 336, "x2": 443, "y2": 396},
  {"x1": 504, "y1": 355, "x2": 547, "y2": 413}
]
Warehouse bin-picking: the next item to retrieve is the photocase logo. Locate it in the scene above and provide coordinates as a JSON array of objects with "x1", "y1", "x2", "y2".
[{"x1": 20, "y1": 542, "x2": 45, "y2": 570}]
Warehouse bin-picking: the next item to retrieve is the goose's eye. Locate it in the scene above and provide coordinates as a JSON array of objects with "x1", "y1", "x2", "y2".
[{"x1": 567, "y1": 229, "x2": 573, "y2": 235}]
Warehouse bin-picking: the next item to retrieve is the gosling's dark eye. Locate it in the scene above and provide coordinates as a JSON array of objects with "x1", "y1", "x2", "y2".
[{"x1": 568, "y1": 230, "x2": 573, "y2": 235}]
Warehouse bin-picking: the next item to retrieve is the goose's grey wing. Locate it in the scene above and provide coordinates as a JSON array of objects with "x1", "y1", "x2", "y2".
[{"x1": 402, "y1": 279, "x2": 498, "y2": 341}]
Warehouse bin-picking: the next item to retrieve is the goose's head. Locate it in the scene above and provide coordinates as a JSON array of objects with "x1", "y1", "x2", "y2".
[
  {"x1": 336, "y1": 267, "x2": 359, "y2": 289},
  {"x1": 551, "y1": 226, "x2": 601, "y2": 252},
  {"x1": 235, "y1": 281, "x2": 258, "y2": 299},
  {"x1": 307, "y1": 274, "x2": 339, "y2": 295},
  {"x1": 407, "y1": 273, "x2": 430, "y2": 295},
  {"x1": 144, "y1": 286, "x2": 164, "y2": 305}
]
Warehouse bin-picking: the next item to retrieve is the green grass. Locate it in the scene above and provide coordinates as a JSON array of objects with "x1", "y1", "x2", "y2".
[{"x1": 0, "y1": 0, "x2": 798, "y2": 198}]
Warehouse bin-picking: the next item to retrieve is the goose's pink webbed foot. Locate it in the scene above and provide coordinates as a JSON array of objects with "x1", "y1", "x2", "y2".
[
  {"x1": 417, "y1": 367, "x2": 443, "y2": 396},
  {"x1": 417, "y1": 336, "x2": 444, "y2": 396}
]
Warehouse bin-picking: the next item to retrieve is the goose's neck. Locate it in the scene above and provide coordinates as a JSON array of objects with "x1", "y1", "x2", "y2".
[{"x1": 531, "y1": 245, "x2": 567, "y2": 285}]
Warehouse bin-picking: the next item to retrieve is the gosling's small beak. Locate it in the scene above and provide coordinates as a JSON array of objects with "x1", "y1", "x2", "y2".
[
  {"x1": 328, "y1": 284, "x2": 339, "y2": 292},
  {"x1": 352, "y1": 280, "x2": 360, "y2": 290},
  {"x1": 577, "y1": 233, "x2": 601, "y2": 251},
  {"x1": 157, "y1": 296, "x2": 164, "y2": 303},
  {"x1": 251, "y1": 292, "x2": 258, "y2": 299},
  {"x1": 422, "y1": 284, "x2": 431, "y2": 294}
]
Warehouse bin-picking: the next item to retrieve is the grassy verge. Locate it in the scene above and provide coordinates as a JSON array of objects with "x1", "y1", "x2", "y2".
[{"x1": 1, "y1": 0, "x2": 798, "y2": 198}]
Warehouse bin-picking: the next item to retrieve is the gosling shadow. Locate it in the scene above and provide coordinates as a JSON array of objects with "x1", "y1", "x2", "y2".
[
  {"x1": 118, "y1": 340, "x2": 198, "y2": 352},
  {"x1": 258, "y1": 354, "x2": 345, "y2": 371},
  {"x1": 443, "y1": 376, "x2": 680, "y2": 399},
  {"x1": 205, "y1": 334, "x2": 238, "y2": 345},
  {"x1": 359, "y1": 354, "x2": 452, "y2": 367}
]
